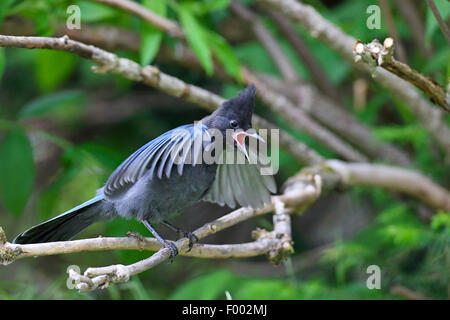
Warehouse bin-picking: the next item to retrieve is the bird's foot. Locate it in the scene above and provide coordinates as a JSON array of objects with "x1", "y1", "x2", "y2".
[
  {"x1": 160, "y1": 240, "x2": 178, "y2": 262},
  {"x1": 180, "y1": 231, "x2": 198, "y2": 252}
]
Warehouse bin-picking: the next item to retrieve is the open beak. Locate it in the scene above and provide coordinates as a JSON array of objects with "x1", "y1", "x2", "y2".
[{"x1": 232, "y1": 131, "x2": 264, "y2": 161}]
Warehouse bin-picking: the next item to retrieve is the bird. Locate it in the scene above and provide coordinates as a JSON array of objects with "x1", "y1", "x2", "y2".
[{"x1": 12, "y1": 84, "x2": 276, "y2": 258}]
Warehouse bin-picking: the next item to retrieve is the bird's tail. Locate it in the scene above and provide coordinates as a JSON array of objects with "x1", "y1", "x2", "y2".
[{"x1": 13, "y1": 195, "x2": 104, "y2": 244}]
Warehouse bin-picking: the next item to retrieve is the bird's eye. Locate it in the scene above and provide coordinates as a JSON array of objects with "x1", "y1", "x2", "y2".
[{"x1": 229, "y1": 120, "x2": 239, "y2": 128}]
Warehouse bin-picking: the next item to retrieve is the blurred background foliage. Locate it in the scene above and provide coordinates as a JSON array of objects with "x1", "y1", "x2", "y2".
[{"x1": 0, "y1": 0, "x2": 449, "y2": 299}]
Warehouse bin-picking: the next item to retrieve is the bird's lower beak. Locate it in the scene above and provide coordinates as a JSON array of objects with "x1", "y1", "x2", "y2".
[{"x1": 232, "y1": 131, "x2": 264, "y2": 161}]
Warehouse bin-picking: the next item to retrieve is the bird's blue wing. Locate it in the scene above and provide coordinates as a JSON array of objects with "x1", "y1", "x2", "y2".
[{"x1": 104, "y1": 123, "x2": 207, "y2": 197}]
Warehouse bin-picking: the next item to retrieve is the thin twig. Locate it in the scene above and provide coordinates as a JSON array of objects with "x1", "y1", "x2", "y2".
[
  {"x1": 354, "y1": 38, "x2": 450, "y2": 113},
  {"x1": 264, "y1": 9, "x2": 342, "y2": 104},
  {"x1": 378, "y1": 0, "x2": 408, "y2": 62},
  {"x1": 425, "y1": 0, "x2": 450, "y2": 44},
  {"x1": 229, "y1": 1, "x2": 299, "y2": 83},
  {"x1": 90, "y1": 0, "x2": 184, "y2": 38},
  {"x1": 394, "y1": 0, "x2": 432, "y2": 58}
]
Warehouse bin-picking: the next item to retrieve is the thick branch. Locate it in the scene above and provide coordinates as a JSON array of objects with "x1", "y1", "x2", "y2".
[{"x1": 325, "y1": 160, "x2": 450, "y2": 211}]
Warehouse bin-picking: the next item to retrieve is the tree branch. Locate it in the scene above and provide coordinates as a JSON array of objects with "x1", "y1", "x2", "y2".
[
  {"x1": 378, "y1": 0, "x2": 408, "y2": 62},
  {"x1": 257, "y1": 0, "x2": 450, "y2": 160},
  {"x1": 263, "y1": 9, "x2": 343, "y2": 105},
  {"x1": 354, "y1": 38, "x2": 450, "y2": 113},
  {"x1": 258, "y1": 74, "x2": 412, "y2": 166},
  {"x1": 90, "y1": 0, "x2": 184, "y2": 38},
  {"x1": 229, "y1": 1, "x2": 299, "y2": 83}
]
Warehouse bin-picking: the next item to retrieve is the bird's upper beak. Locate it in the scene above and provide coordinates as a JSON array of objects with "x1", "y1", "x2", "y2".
[{"x1": 232, "y1": 131, "x2": 264, "y2": 161}]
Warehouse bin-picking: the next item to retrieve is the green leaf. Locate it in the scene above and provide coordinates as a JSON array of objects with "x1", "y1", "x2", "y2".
[
  {"x1": 35, "y1": 50, "x2": 77, "y2": 93},
  {"x1": 206, "y1": 31, "x2": 242, "y2": 81},
  {"x1": 169, "y1": 270, "x2": 235, "y2": 299},
  {"x1": 75, "y1": 0, "x2": 117, "y2": 22},
  {"x1": 18, "y1": 90, "x2": 85, "y2": 119},
  {"x1": 0, "y1": 129, "x2": 35, "y2": 217},
  {"x1": 425, "y1": 0, "x2": 450, "y2": 44},
  {"x1": 178, "y1": 6, "x2": 214, "y2": 75},
  {"x1": 0, "y1": 0, "x2": 14, "y2": 28},
  {"x1": 140, "y1": 0, "x2": 166, "y2": 66},
  {"x1": 0, "y1": 48, "x2": 5, "y2": 83},
  {"x1": 183, "y1": 0, "x2": 230, "y2": 15}
]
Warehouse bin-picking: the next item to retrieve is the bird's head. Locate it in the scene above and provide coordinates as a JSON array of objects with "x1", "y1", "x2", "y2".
[{"x1": 203, "y1": 84, "x2": 263, "y2": 160}]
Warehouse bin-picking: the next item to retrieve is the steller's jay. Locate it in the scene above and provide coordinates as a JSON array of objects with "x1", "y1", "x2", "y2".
[{"x1": 12, "y1": 84, "x2": 276, "y2": 257}]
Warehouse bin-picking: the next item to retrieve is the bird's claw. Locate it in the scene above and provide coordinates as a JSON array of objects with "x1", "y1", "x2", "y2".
[
  {"x1": 182, "y1": 232, "x2": 198, "y2": 252},
  {"x1": 162, "y1": 240, "x2": 178, "y2": 262}
]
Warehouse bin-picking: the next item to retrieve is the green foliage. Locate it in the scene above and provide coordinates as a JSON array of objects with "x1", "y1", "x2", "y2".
[
  {"x1": 18, "y1": 90, "x2": 86, "y2": 119},
  {"x1": 206, "y1": 30, "x2": 242, "y2": 81},
  {"x1": 425, "y1": 0, "x2": 450, "y2": 44},
  {"x1": 75, "y1": 0, "x2": 118, "y2": 23},
  {"x1": 170, "y1": 270, "x2": 235, "y2": 299},
  {"x1": 182, "y1": 0, "x2": 230, "y2": 15},
  {"x1": 0, "y1": 129, "x2": 35, "y2": 217},
  {"x1": 34, "y1": 50, "x2": 77, "y2": 93},
  {"x1": 177, "y1": 4, "x2": 214, "y2": 76},
  {"x1": 140, "y1": 0, "x2": 166, "y2": 66},
  {"x1": 0, "y1": 0, "x2": 14, "y2": 28},
  {"x1": 322, "y1": 199, "x2": 450, "y2": 299},
  {"x1": 0, "y1": 48, "x2": 5, "y2": 83}
]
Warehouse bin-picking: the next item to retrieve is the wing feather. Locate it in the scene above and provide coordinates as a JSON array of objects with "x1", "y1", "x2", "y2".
[{"x1": 104, "y1": 124, "x2": 207, "y2": 197}]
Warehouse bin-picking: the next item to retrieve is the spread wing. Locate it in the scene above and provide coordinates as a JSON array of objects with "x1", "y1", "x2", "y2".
[
  {"x1": 104, "y1": 124, "x2": 207, "y2": 197},
  {"x1": 203, "y1": 148, "x2": 277, "y2": 209}
]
